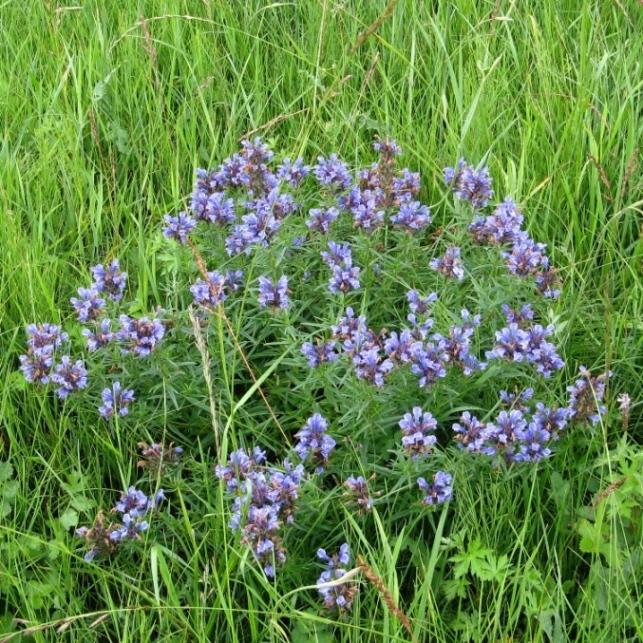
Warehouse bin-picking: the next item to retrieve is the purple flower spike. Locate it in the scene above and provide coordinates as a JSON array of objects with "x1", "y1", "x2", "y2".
[
  {"x1": 99, "y1": 382, "x2": 135, "y2": 419},
  {"x1": 430, "y1": 247, "x2": 465, "y2": 280},
  {"x1": 90, "y1": 259, "x2": 127, "y2": 301},
  {"x1": 453, "y1": 412, "x2": 493, "y2": 454},
  {"x1": 70, "y1": 287, "x2": 106, "y2": 323},
  {"x1": 306, "y1": 206, "x2": 339, "y2": 234},
  {"x1": 117, "y1": 315, "x2": 165, "y2": 357},
  {"x1": 444, "y1": 159, "x2": 494, "y2": 209},
  {"x1": 317, "y1": 543, "x2": 358, "y2": 613},
  {"x1": 567, "y1": 367, "x2": 610, "y2": 426},
  {"x1": 399, "y1": 407, "x2": 438, "y2": 458},
  {"x1": 190, "y1": 270, "x2": 227, "y2": 308},
  {"x1": 313, "y1": 154, "x2": 352, "y2": 191},
  {"x1": 344, "y1": 476, "x2": 373, "y2": 512},
  {"x1": 390, "y1": 200, "x2": 432, "y2": 232},
  {"x1": 19, "y1": 350, "x2": 54, "y2": 385},
  {"x1": 277, "y1": 157, "x2": 310, "y2": 187},
  {"x1": 163, "y1": 212, "x2": 196, "y2": 243},
  {"x1": 418, "y1": 472, "x2": 453, "y2": 505},
  {"x1": 501, "y1": 238, "x2": 547, "y2": 277},
  {"x1": 328, "y1": 264, "x2": 361, "y2": 294},
  {"x1": 294, "y1": 413, "x2": 335, "y2": 472},
  {"x1": 82, "y1": 318, "x2": 115, "y2": 351},
  {"x1": 257, "y1": 275, "x2": 289, "y2": 309},
  {"x1": 321, "y1": 241, "x2": 353, "y2": 268},
  {"x1": 51, "y1": 356, "x2": 88, "y2": 399},
  {"x1": 301, "y1": 340, "x2": 339, "y2": 368}
]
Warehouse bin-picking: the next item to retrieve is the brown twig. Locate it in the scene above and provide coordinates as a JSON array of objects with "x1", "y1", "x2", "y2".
[
  {"x1": 621, "y1": 147, "x2": 639, "y2": 196},
  {"x1": 242, "y1": 109, "x2": 310, "y2": 140},
  {"x1": 188, "y1": 306, "x2": 220, "y2": 453},
  {"x1": 592, "y1": 475, "x2": 628, "y2": 509},
  {"x1": 350, "y1": 0, "x2": 400, "y2": 54},
  {"x1": 357, "y1": 554, "x2": 418, "y2": 643}
]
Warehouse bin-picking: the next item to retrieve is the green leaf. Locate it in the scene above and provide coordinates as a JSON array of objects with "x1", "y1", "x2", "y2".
[
  {"x1": 70, "y1": 496, "x2": 95, "y2": 513},
  {"x1": 0, "y1": 461, "x2": 14, "y2": 484},
  {"x1": 59, "y1": 509, "x2": 79, "y2": 530}
]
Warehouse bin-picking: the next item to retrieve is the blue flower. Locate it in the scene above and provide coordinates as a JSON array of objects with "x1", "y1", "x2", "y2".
[
  {"x1": 202, "y1": 191, "x2": 236, "y2": 225},
  {"x1": 70, "y1": 287, "x2": 106, "y2": 323},
  {"x1": 51, "y1": 356, "x2": 88, "y2": 398},
  {"x1": 19, "y1": 350, "x2": 54, "y2": 384},
  {"x1": 90, "y1": 259, "x2": 127, "y2": 301},
  {"x1": 418, "y1": 472, "x2": 453, "y2": 505},
  {"x1": 328, "y1": 264, "x2": 361, "y2": 293},
  {"x1": 453, "y1": 412, "x2": 493, "y2": 454},
  {"x1": 99, "y1": 382, "x2": 135, "y2": 419},
  {"x1": 163, "y1": 212, "x2": 196, "y2": 243},
  {"x1": 485, "y1": 323, "x2": 530, "y2": 362},
  {"x1": 430, "y1": 247, "x2": 465, "y2": 280},
  {"x1": 317, "y1": 543, "x2": 358, "y2": 612},
  {"x1": 344, "y1": 476, "x2": 373, "y2": 512},
  {"x1": 390, "y1": 200, "x2": 432, "y2": 232},
  {"x1": 567, "y1": 367, "x2": 610, "y2": 426},
  {"x1": 257, "y1": 275, "x2": 289, "y2": 309},
  {"x1": 350, "y1": 192, "x2": 385, "y2": 230},
  {"x1": 240, "y1": 505, "x2": 285, "y2": 578},
  {"x1": 306, "y1": 207, "x2": 339, "y2": 234},
  {"x1": 117, "y1": 315, "x2": 165, "y2": 357},
  {"x1": 501, "y1": 238, "x2": 547, "y2": 277},
  {"x1": 399, "y1": 407, "x2": 438, "y2": 458},
  {"x1": 82, "y1": 318, "x2": 115, "y2": 351},
  {"x1": 444, "y1": 159, "x2": 494, "y2": 209},
  {"x1": 301, "y1": 340, "x2": 339, "y2": 368},
  {"x1": 190, "y1": 270, "x2": 227, "y2": 308},
  {"x1": 469, "y1": 197, "x2": 525, "y2": 245},
  {"x1": 353, "y1": 346, "x2": 394, "y2": 388},
  {"x1": 294, "y1": 413, "x2": 336, "y2": 472},
  {"x1": 321, "y1": 241, "x2": 353, "y2": 268},
  {"x1": 276, "y1": 157, "x2": 310, "y2": 187},
  {"x1": 313, "y1": 154, "x2": 352, "y2": 191}
]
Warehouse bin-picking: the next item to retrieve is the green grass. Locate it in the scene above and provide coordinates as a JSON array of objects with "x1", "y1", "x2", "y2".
[{"x1": 1, "y1": 1, "x2": 643, "y2": 641}]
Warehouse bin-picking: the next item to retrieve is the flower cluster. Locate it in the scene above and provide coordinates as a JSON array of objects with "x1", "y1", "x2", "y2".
[
  {"x1": 19, "y1": 258, "x2": 166, "y2": 416},
  {"x1": 215, "y1": 449, "x2": 305, "y2": 577},
  {"x1": 91, "y1": 260, "x2": 128, "y2": 301},
  {"x1": 486, "y1": 305, "x2": 564, "y2": 378},
  {"x1": 82, "y1": 318, "x2": 115, "y2": 352},
  {"x1": 444, "y1": 159, "x2": 494, "y2": 209},
  {"x1": 464, "y1": 192, "x2": 561, "y2": 299},
  {"x1": 51, "y1": 356, "x2": 88, "y2": 399},
  {"x1": 70, "y1": 259, "x2": 128, "y2": 322},
  {"x1": 19, "y1": 323, "x2": 68, "y2": 385},
  {"x1": 77, "y1": 486, "x2": 164, "y2": 562},
  {"x1": 452, "y1": 373, "x2": 608, "y2": 463},
  {"x1": 98, "y1": 382, "x2": 135, "y2": 419},
  {"x1": 317, "y1": 544, "x2": 359, "y2": 613},
  {"x1": 327, "y1": 296, "x2": 484, "y2": 391},
  {"x1": 117, "y1": 315, "x2": 165, "y2": 357},
  {"x1": 301, "y1": 339, "x2": 339, "y2": 368},
  {"x1": 322, "y1": 241, "x2": 361, "y2": 294},
  {"x1": 343, "y1": 476, "x2": 373, "y2": 513},
  {"x1": 567, "y1": 367, "x2": 611, "y2": 425},
  {"x1": 430, "y1": 246, "x2": 465, "y2": 280},
  {"x1": 137, "y1": 442, "x2": 184, "y2": 474},
  {"x1": 418, "y1": 472, "x2": 453, "y2": 505},
  {"x1": 190, "y1": 270, "x2": 228, "y2": 308},
  {"x1": 257, "y1": 275, "x2": 289, "y2": 310},
  {"x1": 399, "y1": 407, "x2": 438, "y2": 459},
  {"x1": 293, "y1": 414, "x2": 336, "y2": 473}
]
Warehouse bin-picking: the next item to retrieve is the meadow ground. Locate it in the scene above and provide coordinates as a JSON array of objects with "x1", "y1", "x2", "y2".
[{"x1": 1, "y1": 1, "x2": 643, "y2": 641}]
